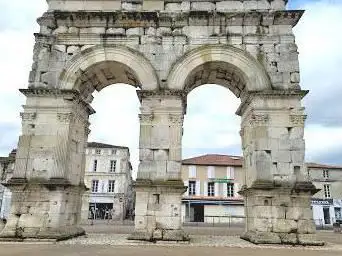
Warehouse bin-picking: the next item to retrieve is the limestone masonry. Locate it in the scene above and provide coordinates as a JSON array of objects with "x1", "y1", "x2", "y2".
[{"x1": 0, "y1": 0, "x2": 324, "y2": 245}]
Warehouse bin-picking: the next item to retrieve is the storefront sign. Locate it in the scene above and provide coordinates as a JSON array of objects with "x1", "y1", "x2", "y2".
[
  {"x1": 209, "y1": 177, "x2": 234, "y2": 183},
  {"x1": 311, "y1": 198, "x2": 333, "y2": 205}
]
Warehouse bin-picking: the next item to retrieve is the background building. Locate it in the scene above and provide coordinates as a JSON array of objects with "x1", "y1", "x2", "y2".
[
  {"x1": 81, "y1": 142, "x2": 134, "y2": 222},
  {"x1": 181, "y1": 154, "x2": 244, "y2": 224},
  {"x1": 307, "y1": 163, "x2": 342, "y2": 227},
  {"x1": 181, "y1": 154, "x2": 342, "y2": 226}
]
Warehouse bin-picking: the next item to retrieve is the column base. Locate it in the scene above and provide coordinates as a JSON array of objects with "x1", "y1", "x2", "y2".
[
  {"x1": 129, "y1": 179, "x2": 189, "y2": 242},
  {"x1": 0, "y1": 178, "x2": 86, "y2": 241},
  {"x1": 241, "y1": 231, "x2": 324, "y2": 246},
  {"x1": 128, "y1": 229, "x2": 189, "y2": 242},
  {"x1": 0, "y1": 225, "x2": 85, "y2": 241}
]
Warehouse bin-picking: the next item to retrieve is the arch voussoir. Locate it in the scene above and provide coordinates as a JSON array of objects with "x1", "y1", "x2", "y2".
[
  {"x1": 167, "y1": 45, "x2": 272, "y2": 96},
  {"x1": 59, "y1": 45, "x2": 160, "y2": 92}
]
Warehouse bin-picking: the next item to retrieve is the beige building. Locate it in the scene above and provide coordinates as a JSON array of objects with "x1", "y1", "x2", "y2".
[
  {"x1": 307, "y1": 163, "x2": 342, "y2": 226},
  {"x1": 81, "y1": 142, "x2": 134, "y2": 222},
  {"x1": 182, "y1": 154, "x2": 342, "y2": 226},
  {"x1": 181, "y1": 154, "x2": 245, "y2": 224}
]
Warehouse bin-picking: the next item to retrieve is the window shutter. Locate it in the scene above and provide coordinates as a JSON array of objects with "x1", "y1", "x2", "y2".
[
  {"x1": 203, "y1": 182, "x2": 208, "y2": 196},
  {"x1": 234, "y1": 183, "x2": 239, "y2": 197},
  {"x1": 214, "y1": 183, "x2": 219, "y2": 197},
  {"x1": 231, "y1": 167, "x2": 235, "y2": 179},
  {"x1": 103, "y1": 180, "x2": 108, "y2": 193},
  {"x1": 196, "y1": 180, "x2": 200, "y2": 196},
  {"x1": 227, "y1": 167, "x2": 235, "y2": 180},
  {"x1": 114, "y1": 180, "x2": 118, "y2": 193},
  {"x1": 184, "y1": 180, "x2": 189, "y2": 196},
  {"x1": 117, "y1": 160, "x2": 121, "y2": 173},
  {"x1": 189, "y1": 166, "x2": 196, "y2": 178},
  {"x1": 208, "y1": 166, "x2": 215, "y2": 179},
  {"x1": 223, "y1": 183, "x2": 228, "y2": 197}
]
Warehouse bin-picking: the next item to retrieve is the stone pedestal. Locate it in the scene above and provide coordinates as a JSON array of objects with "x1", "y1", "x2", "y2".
[
  {"x1": 240, "y1": 181, "x2": 324, "y2": 245},
  {"x1": 0, "y1": 179, "x2": 85, "y2": 240},
  {"x1": 128, "y1": 180, "x2": 189, "y2": 241}
]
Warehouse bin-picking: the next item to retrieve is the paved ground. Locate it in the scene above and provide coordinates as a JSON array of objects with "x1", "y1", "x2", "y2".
[
  {"x1": 1, "y1": 244, "x2": 342, "y2": 256},
  {"x1": 0, "y1": 224, "x2": 341, "y2": 256}
]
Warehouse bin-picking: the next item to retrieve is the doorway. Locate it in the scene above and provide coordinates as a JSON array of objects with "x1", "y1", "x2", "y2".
[
  {"x1": 193, "y1": 205, "x2": 204, "y2": 222},
  {"x1": 323, "y1": 207, "x2": 331, "y2": 224}
]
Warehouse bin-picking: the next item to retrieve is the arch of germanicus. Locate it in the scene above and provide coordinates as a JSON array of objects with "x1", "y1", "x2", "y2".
[{"x1": 0, "y1": 0, "x2": 323, "y2": 245}]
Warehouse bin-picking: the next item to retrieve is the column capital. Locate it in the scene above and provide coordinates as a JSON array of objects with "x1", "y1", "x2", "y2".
[
  {"x1": 236, "y1": 89, "x2": 309, "y2": 116},
  {"x1": 20, "y1": 88, "x2": 96, "y2": 115}
]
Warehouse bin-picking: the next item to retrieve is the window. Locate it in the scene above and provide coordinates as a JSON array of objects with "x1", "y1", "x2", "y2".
[
  {"x1": 95, "y1": 149, "x2": 101, "y2": 155},
  {"x1": 188, "y1": 181, "x2": 196, "y2": 196},
  {"x1": 324, "y1": 184, "x2": 331, "y2": 198},
  {"x1": 207, "y1": 166, "x2": 215, "y2": 179},
  {"x1": 111, "y1": 149, "x2": 117, "y2": 155},
  {"x1": 93, "y1": 160, "x2": 98, "y2": 172},
  {"x1": 188, "y1": 166, "x2": 196, "y2": 178},
  {"x1": 109, "y1": 160, "x2": 116, "y2": 173},
  {"x1": 91, "y1": 180, "x2": 99, "y2": 193},
  {"x1": 227, "y1": 183, "x2": 234, "y2": 197},
  {"x1": 335, "y1": 207, "x2": 342, "y2": 220},
  {"x1": 323, "y1": 170, "x2": 329, "y2": 179},
  {"x1": 208, "y1": 182, "x2": 215, "y2": 196},
  {"x1": 108, "y1": 180, "x2": 115, "y2": 193},
  {"x1": 227, "y1": 167, "x2": 235, "y2": 179}
]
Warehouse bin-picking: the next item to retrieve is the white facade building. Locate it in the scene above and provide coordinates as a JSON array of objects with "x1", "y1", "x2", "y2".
[
  {"x1": 307, "y1": 163, "x2": 342, "y2": 227},
  {"x1": 81, "y1": 142, "x2": 134, "y2": 222}
]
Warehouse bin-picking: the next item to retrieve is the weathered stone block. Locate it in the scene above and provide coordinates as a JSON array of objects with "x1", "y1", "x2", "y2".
[
  {"x1": 126, "y1": 27, "x2": 144, "y2": 36},
  {"x1": 216, "y1": 1, "x2": 243, "y2": 11},
  {"x1": 143, "y1": 1, "x2": 164, "y2": 11},
  {"x1": 191, "y1": 2, "x2": 215, "y2": 11}
]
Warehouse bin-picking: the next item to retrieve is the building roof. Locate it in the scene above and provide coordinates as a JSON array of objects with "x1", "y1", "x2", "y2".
[
  {"x1": 87, "y1": 142, "x2": 129, "y2": 150},
  {"x1": 182, "y1": 154, "x2": 243, "y2": 167},
  {"x1": 307, "y1": 162, "x2": 342, "y2": 170}
]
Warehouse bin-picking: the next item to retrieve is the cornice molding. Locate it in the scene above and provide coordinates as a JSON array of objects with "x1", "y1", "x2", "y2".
[{"x1": 37, "y1": 10, "x2": 304, "y2": 29}]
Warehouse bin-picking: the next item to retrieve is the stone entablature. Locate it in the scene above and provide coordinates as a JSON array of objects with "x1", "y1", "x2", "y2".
[{"x1": 46, "y1": 0, "x2": 288, "y2": 12}]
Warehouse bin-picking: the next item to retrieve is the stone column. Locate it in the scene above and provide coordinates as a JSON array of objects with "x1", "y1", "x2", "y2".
[
  {"x1": 237, "y1": 90, "x2": 323, "y2": 245},
  {"x1": 0, "y1": 88, "x2": 92, "y2": 240},
  {"x1": 129, "y1": 90, "x2": 189, "y2": 241}
]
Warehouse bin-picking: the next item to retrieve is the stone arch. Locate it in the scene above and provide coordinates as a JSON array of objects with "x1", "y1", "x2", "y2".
[
  {"x1": 167, "y1": 45, "x2": 272, "y2": 98},
  {"x1": 59, "y1": 45, "x2": 160, "y2": 95}
]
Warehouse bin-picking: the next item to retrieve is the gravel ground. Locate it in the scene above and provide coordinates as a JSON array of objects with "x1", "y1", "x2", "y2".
[
  {"x1": 58, "y1": 233, "x2": 342, "y2": 252},
  {"x1": 1, "y1": 245, "x2": 342, "y2": 256}
]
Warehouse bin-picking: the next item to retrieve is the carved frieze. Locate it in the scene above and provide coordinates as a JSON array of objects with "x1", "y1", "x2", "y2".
[
  {"x1": 168, "y1": 114, "x2": 184, "y2": 125},
  {"x1": 85, "y1": 127, "x2": 91, "y2": 135},
  {"x1": 20, "y1": 112, "x2": 37, "y2": 122},
  {"x1": 139, "y1": 114, "x2": 154, "y2": 124},
  {"x1": 137, "y1": 90, "x2": 186, "y2": 102},
  {"x1": 249, "y1": 114, "x2": 269, "y2": 126},
  {"x1": 57, "y1": 113, "x2": 74, "y2": 123},
  {"x1": 290, "y1": 114, "x2": 307, "y2": 126}
]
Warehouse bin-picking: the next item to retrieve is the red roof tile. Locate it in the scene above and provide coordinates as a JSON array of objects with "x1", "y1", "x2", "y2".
[
  {"x1": 182, "y1": 154, "x2": 243, "y2": 166},
  {"x1": 306, "y1": 162, "x2": 342, "y2": 169}
]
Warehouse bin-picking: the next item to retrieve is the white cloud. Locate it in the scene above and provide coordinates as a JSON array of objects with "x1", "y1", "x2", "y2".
[{"x1": 183, "y1": 85, "x2": 241, "y2": 152}]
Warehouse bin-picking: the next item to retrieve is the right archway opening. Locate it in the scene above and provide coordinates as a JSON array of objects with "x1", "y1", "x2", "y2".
[
  {"x1": 178, "y1": 54, "x2": 322, "y2": 244},
  {"x1": 182, "y1": 83, "x2": 244, "y2": 227}
]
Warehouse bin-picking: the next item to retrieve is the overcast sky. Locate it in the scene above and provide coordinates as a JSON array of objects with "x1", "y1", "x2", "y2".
[{"x1": 0, "y1": 0, "x2": 341, "y2": 177}]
